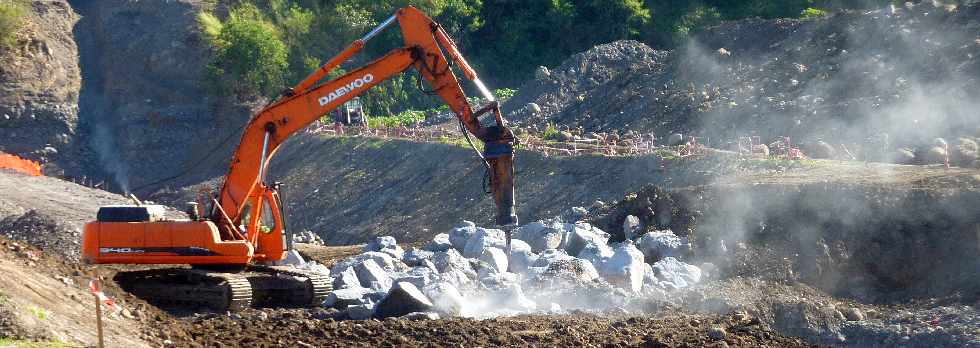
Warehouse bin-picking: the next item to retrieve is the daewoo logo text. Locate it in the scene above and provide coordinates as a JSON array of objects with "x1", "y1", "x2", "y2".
[{"x1": 319, "y1": 74, "x2": 374, "y2": 106}]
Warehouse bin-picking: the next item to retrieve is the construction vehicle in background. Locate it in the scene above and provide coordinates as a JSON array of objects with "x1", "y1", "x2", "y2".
[
  {"x1": 80, "y1": 6, "x2": 518, "y2": 311},
  {"x1": 331, "y1": 97, "x2": 367, "y2": 127}
]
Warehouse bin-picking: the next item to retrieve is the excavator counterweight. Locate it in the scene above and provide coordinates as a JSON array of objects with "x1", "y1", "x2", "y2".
[{"x1": 81, "y1": 6, "x2": 518, "y2": 311}]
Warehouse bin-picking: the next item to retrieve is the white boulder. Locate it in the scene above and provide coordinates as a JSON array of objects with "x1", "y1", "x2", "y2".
[
  {"x1": 478, "y1": 247, "x2": 509, "y2": 273},
  {"x1": 332, "y1": 266, "x2": 361, "y2": 290},
  {"x1": 423, "y1": 233, "x2": 453, "y2": 252},
  {"x1": 354, "y1": 259, "x2": 393, "y2": 292},
  {"x1": 636, "y1": 230, "x2": 688, "y2": 263},
  {"x1": 512, "y1": 221, "x2": 563, "y2": 252},
  {"x1": 463, "y1": 228, "x2": 507, "y2": 258},
  {"x1": 448, "y1": 221, "x2": 478, "y2": 251},
  {"x1": 423, "y1": 282, "x2": 467, "y2": 316},
  {"x1": 598, "y1": 242, "x2": 646, "y2": 292},
  {"x1": 562, "y1": 223, "x2": 610, "y2": 256},
  {"x1": 652, "y1": 257, "x2": 702, "y2": 289},
  {"x1": 532, "y1": 249, "x2": 574, "y2": 268}
]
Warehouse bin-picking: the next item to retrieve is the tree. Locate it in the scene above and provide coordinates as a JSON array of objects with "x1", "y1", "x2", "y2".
[{"x1": 203, "y1": 4, "x2": 289, "y2": 98}]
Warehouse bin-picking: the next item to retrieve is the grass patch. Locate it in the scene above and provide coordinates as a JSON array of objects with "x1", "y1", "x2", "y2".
[
  {"x1": 367, "y1": 110, "x2": 425, "y2": 128},
  {"x1": 738, "y1": 157, "x2": 823, "y2": 171},
  {"x1": 435, "y1": 135, "x2": 483, "y2": 151},
  {"x1": 801, "y1": 7, "x2": 828, "y2": 19},
  {"x1": 0, "y1": 0, "x2": 28, "y2": 49},
  {"x1": 541, "y1": 123, "x2": 560, "y2": 141},
  {"x1": 27, "y1": 306, "x2": 46, "y2": 321},
  {"x1": 0, "y1": 338, "x2": 72, "y2": 348}
]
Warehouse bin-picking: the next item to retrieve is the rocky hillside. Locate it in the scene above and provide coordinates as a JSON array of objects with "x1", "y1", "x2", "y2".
[
  {"x1": 505, "y1": 2, "x2": 980, "y2": 150},
  {"x1": 72, "y1": 0, "x2": 257, "y2": 192},
  {"x1": 0, "y1": 0, "x2": 79, "y2": 171},
  {"x1": 0, "y1": 0, "x2": 254, "y2": 190}
]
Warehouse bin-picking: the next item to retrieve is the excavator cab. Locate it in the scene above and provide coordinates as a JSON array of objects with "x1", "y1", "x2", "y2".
[{"x1": 330, "y1": 97, "x2": 367, "y2": 127}]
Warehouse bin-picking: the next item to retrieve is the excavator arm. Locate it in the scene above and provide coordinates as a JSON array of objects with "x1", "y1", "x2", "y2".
[{"x1": 216, "y1": 6, "x2": 518, "y2": 245}]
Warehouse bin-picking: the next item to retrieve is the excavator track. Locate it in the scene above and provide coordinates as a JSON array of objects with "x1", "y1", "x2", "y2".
[
  {"x1": 249, "y1": 265, "x2": 333, "y2": 307},
  {"x1": 113, "y1": 266, "x2": 332, "y2": 311},
  {"x1": 114, "y1": 268, "x2": 253, "y2": 311}
]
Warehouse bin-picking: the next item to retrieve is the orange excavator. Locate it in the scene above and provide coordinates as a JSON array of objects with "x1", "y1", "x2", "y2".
[{"x1": 80, "y1": 6, "x2": 518, "y2": 311}]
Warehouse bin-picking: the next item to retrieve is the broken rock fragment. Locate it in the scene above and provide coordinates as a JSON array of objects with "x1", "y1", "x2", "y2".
[
  {"x1": 652, "y1": 257, "x2": 702, "y2": 289},
  {"x1": 423, "y1": 282, "x2": 467, "y2": 316},
  {"x1": 346, "y1": 303, "x2": 375, "y2": 320},
  {"x1": 363, "y1": 235, "x2": 405, "y2": 259},
  {"x1": 512, "y1": 221, "x2": 563, "y2": 252},
  {"x1": 323, "y1": 287, "x2": 372, "y2": 309},
  {"x1": 463, "y1": 228, "x2": 507, "y2": 258},
  {"x1": 478, "y1": 247, "x2": 509, "y2": 273},
  {"x1": 562, "y1": 223, "x2": 610, "y2": 256},
  {"x1": 507, "y1": 239, "x2": 539, "y2": 274},
  {"x1": 376, "y1": 282, "x2": 435, "y2": 318},
  {"x1": 332, "y1": 266, "x2": 361, "y2": 290},
  {"x1": 542, "y1": 258, "x2": 600, "y2": 283},
  {"x1": 354, "y1": 259, "x2": 393, "y2": 292},
  {"x1": 448, "y1": 221, "x2": 478, "y2": 251},
  {"x1": 402, "y1": 249, "x2": 434, "y2": 267},
  {"x1": 423, "y1": 233, "x2": 452, "y2": 252},
  {"x1": 598, "y1": 242, "x2": 645, "y2": 292},
  {"x1": 623, "y1": 215, "x2": 642, "y2": 241},
  {"x1": 636, "y1": 230, "x2": 688, "y2": 263}
]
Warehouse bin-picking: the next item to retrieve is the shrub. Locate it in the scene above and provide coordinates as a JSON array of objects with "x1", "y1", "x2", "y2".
[
  {"x1": 493, "y1": 88, "x2": 517, "y2": 102},
  {"x1": 801, "y1": 7, "x2": 828, "y2": 19},
  {"x1": 202, "y1": 5, "x2": 288, "y2": 98},
  {"x1": 367, "y1": 110, "x2": 426, "y2": 128},
  {"x1": 541, "y1": 122, "x2": 560, "y2": 141},
  {"x1": 0, "y1": 0, "x2": 27, "y2": 49},
  {"x1": 196, "y1": 11, "x2": 223, "y2": 42}
]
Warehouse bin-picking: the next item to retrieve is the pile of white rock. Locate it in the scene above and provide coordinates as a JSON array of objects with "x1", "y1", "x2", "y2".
[
  {"x1": 293, "y1": 230, "x2": 325, "y2": 245},
  {"x1": 313, "y1": 219, "x2": 704, "y2": 320}
]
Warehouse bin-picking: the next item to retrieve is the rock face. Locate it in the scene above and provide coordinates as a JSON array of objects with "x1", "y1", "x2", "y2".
[
  {"x1": 0, "y1": 1, "x2": 80, "y2": 170},
  {"x1": 71, "y1": 0, "x2": 255, "y2": 191},
  {"x1": 503, "y1": 5, "x2": 980, "y2": 151}
]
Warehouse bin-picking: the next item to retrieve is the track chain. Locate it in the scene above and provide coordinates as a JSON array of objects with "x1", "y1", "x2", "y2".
[{"x1": 251, "y1": 265, "x2": 333, "y2": 307}]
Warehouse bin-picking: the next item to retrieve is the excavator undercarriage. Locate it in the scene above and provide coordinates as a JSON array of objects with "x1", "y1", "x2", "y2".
[{"x1": 114, "y1": 266, "x2": 331, "y2": 311}]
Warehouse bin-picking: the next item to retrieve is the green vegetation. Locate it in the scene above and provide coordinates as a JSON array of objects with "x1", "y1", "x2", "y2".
[
  {"x1": 541, "y1": 123, "x2": 560, "y2": 141},
  {"x1": 28, "y1": 306, "x2": 47, "y2": 321},
  {"x1": 200, "y1": 4, "x2": 289, "y2": 98},
  {"x1": 0, "y1": 339, "x2": 71, "y2": 348},
  {"x1": 201, "y1": 0, "x2": 899, "y2": 113},
  {"x1": 367, "y1": 109, "x2": 425, "y2": 129},
  {"x1": 0, "y1": 0, "x2": 27, "y2": 49},
  {"x1": 436, "y1": 135, "x2": 483, "y2": 151},
  {"x1": 801, "y1": 7, "x2": 829, "y2": 19}
]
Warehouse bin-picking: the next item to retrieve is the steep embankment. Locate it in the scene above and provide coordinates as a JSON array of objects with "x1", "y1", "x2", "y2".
[
  {"x1": 71, "y1": 0, "x2": 256, "y2": 192},
  {"x1": 0, "y1": 0, "x2": 80, "y2": 173},
  {"x1": 154, "y1": 134, "x2": 689, "y2": 245},
  {"x1": 1, "y1": 0, "x2": 255, "y2": 188},
  {"x1": 505, "y1": 3, "x2": 980, "y2": 148}
]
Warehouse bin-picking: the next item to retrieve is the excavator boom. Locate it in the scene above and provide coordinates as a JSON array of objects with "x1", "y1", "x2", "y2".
[{"x1": 217, "y1": 6, "x2": 517, "y2": 238}]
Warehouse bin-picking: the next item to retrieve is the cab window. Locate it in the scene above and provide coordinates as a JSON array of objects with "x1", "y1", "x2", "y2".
[{"x1": 260, "y1": 198, "x2": 277, "y2": 233}]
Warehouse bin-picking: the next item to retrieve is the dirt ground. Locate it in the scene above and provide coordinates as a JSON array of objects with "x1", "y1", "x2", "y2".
[
  {"x1": 162, "y1": 308, "x2": 811, "y2": 347},
  {"x1": 0, "y1": 236, "x2": 150, "y2": 347}
]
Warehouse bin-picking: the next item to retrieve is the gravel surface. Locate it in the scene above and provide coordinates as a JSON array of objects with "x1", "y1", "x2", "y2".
[{"x1": 161, "y1": 309, "x2": 812, "y2": 347}]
